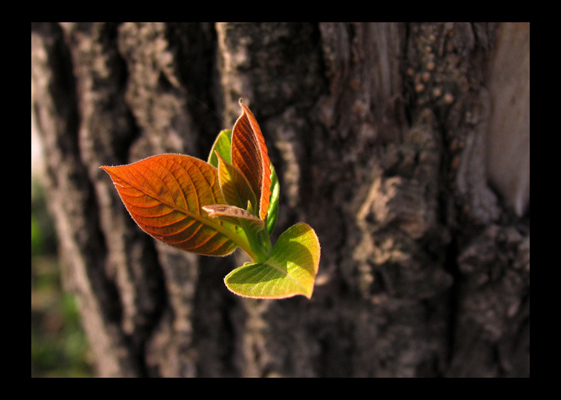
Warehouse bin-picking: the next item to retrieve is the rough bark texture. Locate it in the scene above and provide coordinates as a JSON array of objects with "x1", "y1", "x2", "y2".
[{"x1": 31, "y1": 22, "x2": 529, "y2": 377}]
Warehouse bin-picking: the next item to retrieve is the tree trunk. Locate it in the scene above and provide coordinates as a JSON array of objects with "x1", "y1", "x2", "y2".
[{"x1": 31, "y1": 22, "x2": 529, "y2": 377}]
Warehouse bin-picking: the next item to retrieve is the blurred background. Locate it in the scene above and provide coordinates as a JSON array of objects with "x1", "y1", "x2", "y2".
[{"x1": 31, "y1": 110, "x2": 93, "y2": 377}]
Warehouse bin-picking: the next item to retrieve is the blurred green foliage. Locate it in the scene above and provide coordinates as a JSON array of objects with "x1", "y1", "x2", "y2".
[{"x1": 31, "y1": 178, "x2": 93, "y2": 377}]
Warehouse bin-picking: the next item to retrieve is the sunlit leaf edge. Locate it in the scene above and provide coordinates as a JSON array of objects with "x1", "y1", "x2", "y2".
[{"x1": 265, "y1": 164, "x2": 280, "y2": 235}]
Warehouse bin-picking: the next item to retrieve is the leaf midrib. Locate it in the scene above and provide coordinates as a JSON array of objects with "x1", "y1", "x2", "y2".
[
  {"x1": 263, "y1": 257, "x2": 308, "y2": 294},
  {"x1": 131, "y1": 162, "x2": 251, "y2": 255}
]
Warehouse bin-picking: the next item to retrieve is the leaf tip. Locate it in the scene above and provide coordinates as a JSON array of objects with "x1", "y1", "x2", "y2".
[
  {"x1": 201, "y1": 205, "x2": 218, "y2": 217},
  {"x1": 99, "y1": 165, "x2": 117, "y2": 178}
]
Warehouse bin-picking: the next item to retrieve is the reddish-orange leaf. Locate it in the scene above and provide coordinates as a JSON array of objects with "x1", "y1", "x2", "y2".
[
  {"x1": 100, "y1": 154, "x2": 242, "y2": 256},
  {"x1": 231, "y1": 100, "x2": 272, "y2": 221}
]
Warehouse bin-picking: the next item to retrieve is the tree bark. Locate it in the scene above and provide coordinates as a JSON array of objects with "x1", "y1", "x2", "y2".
[{"x1": 31, "y1": 22, "x2": 529, "y2": 377}]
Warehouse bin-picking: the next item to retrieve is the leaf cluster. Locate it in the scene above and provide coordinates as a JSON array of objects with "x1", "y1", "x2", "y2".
[{"x1": 101, "y1": 100, "x2": 320, "y2": 299}]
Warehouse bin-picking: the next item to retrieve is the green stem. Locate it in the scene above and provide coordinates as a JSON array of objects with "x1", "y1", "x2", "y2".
[
  {"x1": 204, "y1": 218, "x2": 256, "y2": 259},
  {"x1": 241, "y1": 220, "x2": 272, "y2": 263}
]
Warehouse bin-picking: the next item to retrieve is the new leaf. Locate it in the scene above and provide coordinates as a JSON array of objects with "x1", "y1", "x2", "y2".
[
  {"x1": 231, "y1": 101, "x2": 272, "y2": 221},
  {"x1": 100, "y1": 154, "x2": 249, "y2": 256},
  {"x1": 224, "y1": 223, "x2": 321, "y2": 299}
]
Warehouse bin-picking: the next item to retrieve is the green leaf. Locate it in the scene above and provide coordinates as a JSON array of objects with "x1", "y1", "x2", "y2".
[
  {"x1": 224, "y1": 223, "x2": 321, "y2": 299},
  {"x1": 265, "y1": 164, "x2": 280, "y2": 235},
  {"x1": 208, "y1": 129, "x2": 232, "y2": 167}
]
